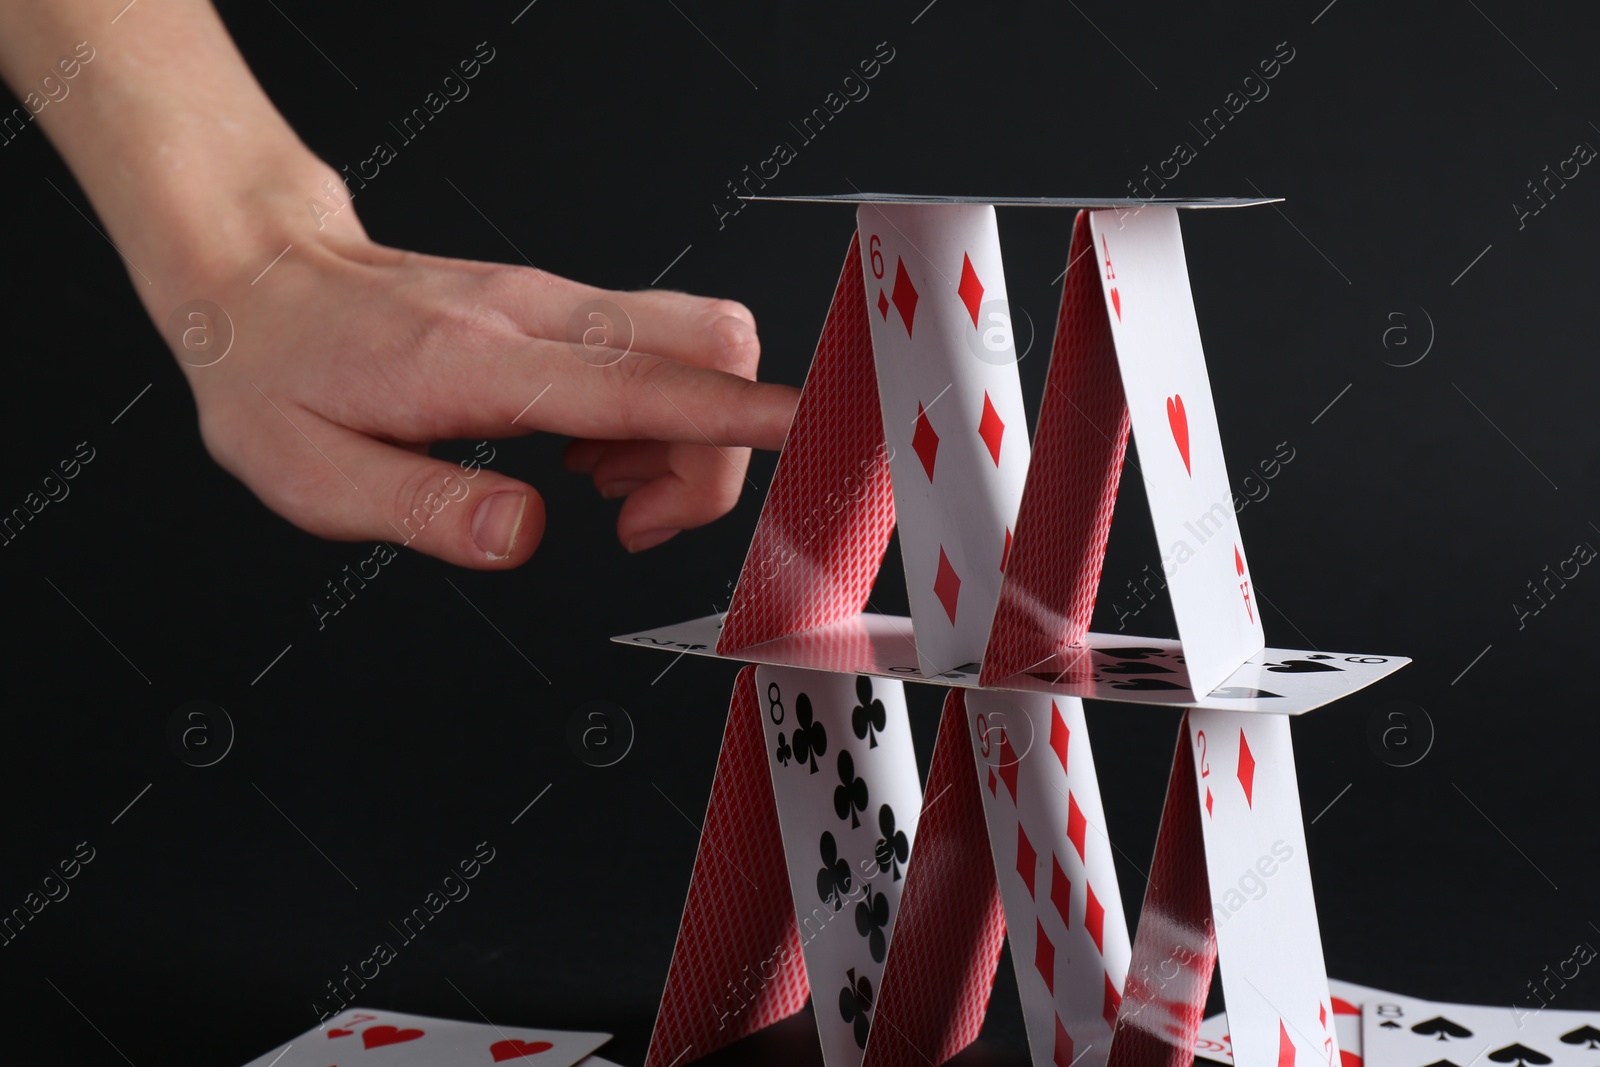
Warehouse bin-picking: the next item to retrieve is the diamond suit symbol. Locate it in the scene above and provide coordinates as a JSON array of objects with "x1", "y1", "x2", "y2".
[{"x1": 891, "y1": 256, "x2": 918, "y2": 336}]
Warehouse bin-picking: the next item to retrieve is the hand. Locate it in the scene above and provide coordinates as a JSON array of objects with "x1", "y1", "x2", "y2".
[
  {"x1": 175, "y1": 199, "x2": 796, "y2": 569},
  {"x1": 0, "y1": 0, "x2": 797, "y2": 570}
]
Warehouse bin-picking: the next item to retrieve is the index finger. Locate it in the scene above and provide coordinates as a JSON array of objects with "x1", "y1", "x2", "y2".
[{"x1": 480, "y1": 338, "x2": 800, "y2": 451}]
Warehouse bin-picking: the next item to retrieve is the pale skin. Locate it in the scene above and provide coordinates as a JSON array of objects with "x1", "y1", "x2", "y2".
[{"x1": 0, "y1": 0, "x2": 798, "y2": 568}]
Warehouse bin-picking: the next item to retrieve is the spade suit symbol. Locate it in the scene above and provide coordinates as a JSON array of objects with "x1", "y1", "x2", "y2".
[
  {"x1": 1561, "y1": 1025, "x2": 1600, "y2": 1049},
  {"x1": 1412, "y1": 1017, "x2": 1473, "y2": 1041}
]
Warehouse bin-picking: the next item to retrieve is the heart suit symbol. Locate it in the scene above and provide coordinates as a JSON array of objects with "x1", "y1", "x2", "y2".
[
  {"x1": 491, "y1": 1039, "x2": 556, "y2": 1061},
  {"x1": 363, "y1": 1026, "x2": 425, "y2": 1049},
  {"x1": 1167, "y1": 394, "x2": 1191, "y2": 475}
]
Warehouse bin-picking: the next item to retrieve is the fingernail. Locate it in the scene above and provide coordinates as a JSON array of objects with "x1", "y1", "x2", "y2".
[
  {"x1": 472, "y1": 491, "x2": 526, "y2": 559},
  {"x1": 599, "y1": 478, "x2": 645, "y2": 500},
  {"x1": 627, "y1": 528, "x2": 679, "y2": 553}
]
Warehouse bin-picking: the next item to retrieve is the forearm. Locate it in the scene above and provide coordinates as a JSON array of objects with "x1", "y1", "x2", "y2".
[{"x1": 0, "y1": 0, "x2": 352, "y2": 311}]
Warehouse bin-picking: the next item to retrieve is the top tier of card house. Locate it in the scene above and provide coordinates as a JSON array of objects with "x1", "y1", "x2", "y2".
[
  {"x1": 613, "y1": 613, "x2": 1409, "y2": 717},
  {"x1": 740, "y1": 192, "x2": 1283, "y2": 207},
  {"x1": 615, "y1": 196, "x2": 1408, "y2": 715}
]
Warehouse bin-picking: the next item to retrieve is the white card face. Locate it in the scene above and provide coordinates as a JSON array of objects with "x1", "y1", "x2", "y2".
[
  {"x1": 966, "y1": 690, "x2": 1131, "y2": 1067},
  {"x1": 1196, "y1": 977, "x2": 1396, "y2": 1065},
  {"x1": 615, "y1": 614, "x2": 1410, "y2": 716},
  {"x1": 1088, "y1": 208, "x2": 1263, "y2": 696},
  {"x1": 241, "y1": 1009, "x2": 611, "y2": 1067},
  {"x1": 754, "y1": 666, "x2": 925, "y2": 1067},
  {"x1": 1362, "y1": 988, "x2": 1600, "y2": 1067},
  {"x1": 856, "y1": 204, "x2": 1032, "y2": 676},
  {"x1": 1186, "y1": 710, "x2": 1336, "y2": 1067}
]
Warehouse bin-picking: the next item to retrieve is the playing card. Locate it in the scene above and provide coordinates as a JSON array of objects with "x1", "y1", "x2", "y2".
[
  {"x1": 1186, "y1": 710, "x2": 1337, "y2": 1067},
  {"x1": 1088, "y1": 208, "x2": 1263, "y2": 696},
  {"x1": 242, "y1": 1009, "x2": 611, "y2": 1067},
  {"x1": 719, "y1": 234, "x2": 896, "y2": 655},
  {"x1": 982, "y1": 209, "x2": 1130, "y2": 688},
  {"x1": 646, "y1": 667, "x2": 810, "y2": 1067},
  {"x1": 1362, "y1": 989, "x2": 1600, "y2": 1067},
  {"x1": 862, "y1": 689, "x2": 1007, "y2": 1067},
  {"x1": 1196, "y1": 977, "x2": 1396, "y2": 1066},
  {"x1": 857, "y1": 203, "x2": 1032, "y2": 676},
  {"x1": 966, "y1": 689, "x2": 1132, "y2": 1067},
  {"x1": 1106, "y1": 715, "x2": 1217, "y2": 1067},
  {"x1": 755, "y1": 666, "x2": 924, "y2": 1067},
  {"x1": 618, "y1": 613, "x2": 1410, "y2": 717}
]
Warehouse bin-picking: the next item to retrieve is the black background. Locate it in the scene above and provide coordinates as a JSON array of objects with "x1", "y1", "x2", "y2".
[{"x1": 2, "y1": 1, "x2": 1598, "y2": 1063}]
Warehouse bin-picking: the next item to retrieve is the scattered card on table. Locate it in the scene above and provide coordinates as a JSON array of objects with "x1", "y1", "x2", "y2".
[
  {"x1": 1362, "y1": 990, "x2": 1600, "y2": 1067},
  {"x1": 240, "y1": 1008, "x2": 611, "y2": 1067}
]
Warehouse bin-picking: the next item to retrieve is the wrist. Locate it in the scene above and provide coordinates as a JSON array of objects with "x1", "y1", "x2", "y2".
[
  {"x1": 138, "y1": 148, "x2": 367, "y2": 310},
  {"x1": 2, "y1": 0, "x2": 366, "y2": 315}
]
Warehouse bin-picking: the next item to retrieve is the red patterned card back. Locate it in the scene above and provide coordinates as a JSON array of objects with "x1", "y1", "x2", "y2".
[
  {"x1": 645, "y1": 667, "x2": 811, "y2": 1067},
  {"x1": 980, "y1": 211, "x2": 1130, "y2": 685},
  {"x1": 718, "y1": 233, "x2": 897, "y2": 655},
  {"x1": 1105, "y1": 712, "x2": 1217, "y2": 1067},
  {"x1": 862, "y1": 689, "x2": 1007, "y2": 1067}
]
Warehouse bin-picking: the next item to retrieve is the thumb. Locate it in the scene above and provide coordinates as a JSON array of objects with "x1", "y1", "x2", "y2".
[{"x1": 296, "y1": 429, "x2": 546, "y2": 569}]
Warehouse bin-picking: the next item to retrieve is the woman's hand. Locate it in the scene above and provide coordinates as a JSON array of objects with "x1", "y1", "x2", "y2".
[
  {"x1": 175, "y1": 199, "x2": 795, "y2": 569},
  {"x1": 0, "y1": 0, "x2": 796, "y2": 570}
]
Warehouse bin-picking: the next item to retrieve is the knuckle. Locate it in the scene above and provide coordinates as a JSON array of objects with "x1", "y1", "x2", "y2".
[
  {"x1": 704, "y1": 312, "x2": 761, "y2": 375},
  {"x1": 704, "y1": 298, "x2": 756, "y2": 328},
  {"x1": 391, "y1": 461, "x2": 450, "y2": 535},
  {"x1": 414, "y1": 301, "x2": 514, "y2": 356},
  {"x1": 606, "y1": 352, "x2": 671, "y2": 438},
  {"x1": 482, "y1": 264, "x2": 559, "y2": 302}
]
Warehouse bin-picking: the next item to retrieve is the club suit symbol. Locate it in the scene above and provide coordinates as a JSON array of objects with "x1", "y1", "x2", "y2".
[
  {"x1": 874, "y1": 804, "x2": 910, "y2": 881},
  {"x1": 839, "y1": 968, "x2": 874, "y2": 1049},
  {"x1": 816, "y1": 831, "x2": 852, "y2": 910},
  {"x1": 852, "y1": 676, "x2": 887, "y2": 748},
  {"x1": 788, "y1": 693, "x2": 828, "y2": 773},
  {"x1": 834, "y1": 750, "x2": 869, "y2": 829}
]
